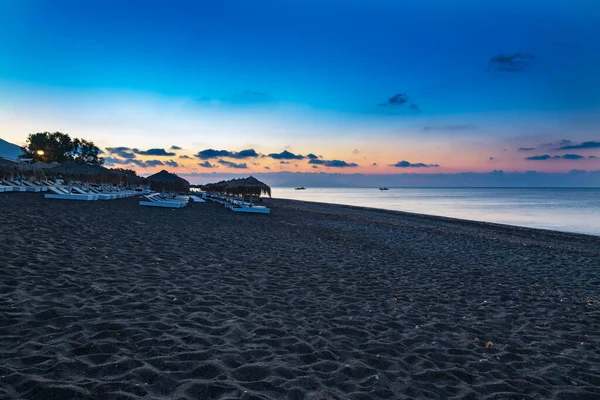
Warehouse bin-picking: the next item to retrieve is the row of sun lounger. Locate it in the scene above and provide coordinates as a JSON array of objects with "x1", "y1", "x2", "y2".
[
  {"x1": 204, "y1": 194, "x2": 271, "y2": 214},
  {"x1": 0, "y1": 179, "x2": 48, "y2": 193},
  {"x1": 139, "y1": 193, "x2": 190, "y2": 208},
  {"x1": 44, "y1": 185, "x2": 139, "y2": 200}
]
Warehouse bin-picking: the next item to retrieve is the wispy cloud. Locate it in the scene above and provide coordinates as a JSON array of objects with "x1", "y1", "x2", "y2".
[
  {"x1": 105, "y1": 147, "x2": 136, "y2": 159},
  {"x1": 218, "y1": 160, "x2": 248, "y2": 169},
  {"x1": 518, "y1": 147, "x2": 535, "y2": 152},
  {"x1": 423, "y1": 125, "x2": 476, "y2": 131},
  {"x1": 104, "y1": 157, "x2": 130, "y2": 165},
  {"x1": 378, "y1": 93, "x2": 420, "y2": 112},
  {"x1": 165, "y1": 159, "x2": 179, "y2": 167},
  {"x1": 133, "y1": 148, "x2": 176, "y2": 156},
  {"x1": 198, "y1": 161, "x2": 215, "y2": 168},
  {"x1": 170, "y1": 145, "x2": 182, "y2": 150},
  {"x1": 391, "y1": 160, "x2": 440, "y2": 168},
  {"x1": 145, "y1": 159, "x2": 165, "y2": 167},
  {"x1": 268, "y1": 150, "x2": 304, "y2": 160},
  {"x1": 308, "y1": 159, "x2": 358, "y2": 167},
  {"x1": 556, "y1": 141, "x2": 600, "y2": 150},
  {"x1": 179, "y1": 155, "x2": 192, "y2": 159},
  {"x1": 525, "y1": 154, "x2": 586, "y2": 161},
  {"x1": 353, "y1": 149, "x2": 360, "y2": 154},
  {"x1": 487, "y1": 52, "x2": 535, "y2": 72},
  {"x1": 195, "y1": 148, "x2": 259, "y2": 160}
]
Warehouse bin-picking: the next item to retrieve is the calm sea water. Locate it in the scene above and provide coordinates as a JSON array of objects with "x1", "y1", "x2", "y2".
[{"x1": 273, "y1": 187, "x2": 600, "y2": 236}]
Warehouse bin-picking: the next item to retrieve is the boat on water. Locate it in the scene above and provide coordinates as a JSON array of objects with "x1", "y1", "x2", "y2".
[
  {"x1": 379, "y1": 187, "x2": 389, "y2": 191},
  {"x1": 295, "y1": 187, "x2": 306, "y2": 190}
]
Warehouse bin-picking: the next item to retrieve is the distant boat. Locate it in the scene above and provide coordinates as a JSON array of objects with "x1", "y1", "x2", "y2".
[
  {"x1": 379, "y1": 187, "x2": 389, "y2": 191},
  {"x1": 295, "y1": 187, "x2": 306, "y2": 190}
]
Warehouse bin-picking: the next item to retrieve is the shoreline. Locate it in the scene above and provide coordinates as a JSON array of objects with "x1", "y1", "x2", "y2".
[
  {"x1": 1, "y1": 193, "x2": 599, "y2": 399},
  {"x1": 268, "y1": 197, "x2": 600, "y2": 254},
  {"x1": 270, "y1": 187, "x2": 600, "y2": 237}
]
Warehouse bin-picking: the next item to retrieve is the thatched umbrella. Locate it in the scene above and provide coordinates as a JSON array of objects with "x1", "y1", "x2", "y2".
[
  {"x1": 201, "y1": 179, "x2": 230, "y2": 194},
  {"x1": 0, "y1": 157, "x2": 17, "y2": 179},
  {"x1": 228, "y1": 176, "x2": 271, "y2": 198},
  {"x1": 49, "y1": 161, "x2": 115, "y2": 183},
  {"x1": 146, "y1": 170, "x2": 190, "y2": 193}
]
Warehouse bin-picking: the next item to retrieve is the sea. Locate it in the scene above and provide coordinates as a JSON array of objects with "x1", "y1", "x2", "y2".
[{"x1": 272, "y1": 187, "x2": 600, "y2": 236}]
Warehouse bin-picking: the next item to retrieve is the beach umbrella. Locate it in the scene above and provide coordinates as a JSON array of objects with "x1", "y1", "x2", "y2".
[
  {"x1": 0, "y1": 157, "x2": 17, "y2": 179},
  {"x1": 15, "y1": 162, "x2": 45, "y2": 180},
  {"x1": 50, "y1": 161, "x2": 111, "y2": 181},
  {"x1": 229, "y1": 176, "x2": 271, "y2": 198},
  {"x1": 146, "y1": 170, "x2": 190, "y2": 193}
]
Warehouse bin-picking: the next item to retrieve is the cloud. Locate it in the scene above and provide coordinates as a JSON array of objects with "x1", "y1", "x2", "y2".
[
  {"x1": 372, "y1": 162, "x2": 377, "y2": 166},
  {"x1": 165, "y1": 159, "x2": 179, "y2": 167},
  {"x1": 487, "y1": 52, "x2": 535, "y2": 72},
  {"x1": 196, "y1": 149, "x2": 230, "y2": 159},
  {"x1": 106, "y1": 158, "x2": 166, "y2": 168},
  {"x1": 307, "y1": 153, "x2": 318, "y2": 160},
  {"x1": 264, "y1": 166, "x2": 270, "y2": 170},
  {"x1": 563, "y1": 154, "x2": 585, "y2": 160},
  {"x1": 353, "y1": 149, "x2": 360, "y2": 154},
  {"x1": 557, "y1": 141, "x2": 600, "y2": 150},
  {"x1": 589, "y1": 156, "x2": 597, "y2": 159},
  {"x1": 195, "y1": 148, "x2": 258, "y2": 159},
  {"x1": 378, "y1": 93, "x2": 420, "y2": 112},
  {"x1": 526, "y1": 155, "x2": 554, "y2": 161},
  {"x1": 268, "y1": 150, "x2": 304, "y2": 160},
  {"x1": 105, "y1": 147, "x2": 136, "y2": 159},
  {"x1": 145, "y1": 159, "x2": 165, "y2": 167},
  {"x1": 518, "y1": 147, "x2": 535, "y2": 152},
  {"x1": 312, "y1": 165, "x2": 318, "y2": 169},
  {"x1": 391, "y1": 160, "x2": 440, "y2": 168},
  {"x1": 231, "y1": 149, "x2": 259, "y2": 159},
  {"x1": 198, "y1": 161, "x2": 215, "y2": 168},
  {"x1": 133, "y1": 148, "x2": 176, "y2": 156},
  {"x1": 103, "y1": 157, "x2": 131, "y2": 166},
  {"x1": 489, "y1": 157, "x2": 495, "y2": 160},
  {"x1": 279, "y1": 161, "x2": 290, "y2": 164},
  {"x1": 423, "y1": 125, "x2": 476, "y2": 131},
  {"x1": 179, "y1": 155, "x2": 192, "y2": 159},
  {"x1": 218, "y1": 160, "x2": 248, "y2": 169},
  {"x1": 525, "y1": 154, "x2": 586, "y2": 161},
  {"x1": 170, "y1": 145, "x2": 182, "y2": 150},
  {"x1": 308, "y1": 159, "x2": 358, "y2": 168}
]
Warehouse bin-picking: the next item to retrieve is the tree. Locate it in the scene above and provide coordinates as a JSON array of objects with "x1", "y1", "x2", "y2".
[{"x1": 20, "y1": 132, "x2": 104, "y2": 165}]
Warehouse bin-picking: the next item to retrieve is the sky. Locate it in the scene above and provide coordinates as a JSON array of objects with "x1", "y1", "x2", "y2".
[{"x1": 1, "y1": 0, "x2": 599, "y2": 184}]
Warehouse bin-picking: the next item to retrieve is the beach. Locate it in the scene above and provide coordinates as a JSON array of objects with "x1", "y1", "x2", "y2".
[{"x1": 1, "y1": 193, "x2": 599, "y2": 399}]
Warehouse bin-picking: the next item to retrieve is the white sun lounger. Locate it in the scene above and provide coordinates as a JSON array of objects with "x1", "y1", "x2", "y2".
[
  {"x1": 44, "y1": 186, "x2": 98, "y2": 201},
  {"x1": 72, "y1": 186, "x2": 116, "y2": 200},
  {"x1": 1, "y1": 180, "x2": 26, "y2": 192},
  {"x1": 18, "y1": 181, "x2": 45, "y2": 192},
  {"x1": 231, "y1": 204, "x2": 270, "y2": 214},
  {"x1": 139, "y1": 194, "x2": 187, "y2": 208},
  {"x1": 189, "y1": 195, "x2": 206, "y2": 203}
]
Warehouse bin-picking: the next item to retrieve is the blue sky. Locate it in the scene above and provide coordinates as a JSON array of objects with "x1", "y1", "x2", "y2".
[{"x1": 1, "y1": 0, "x2": 599, "y2": 182}]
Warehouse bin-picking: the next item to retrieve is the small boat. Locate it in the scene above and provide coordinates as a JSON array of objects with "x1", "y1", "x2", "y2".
[
  {"x1": 379, "y1": 187, "x2": 389, "y2": 191},
  {"x1": 295, "y1": 187, "x2": 306, "y2": 190}
]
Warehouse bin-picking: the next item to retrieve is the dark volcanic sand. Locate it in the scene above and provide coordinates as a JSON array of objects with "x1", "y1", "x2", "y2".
[{"x1": 1, "y1": 193, "x2": 599, "y2": 399}]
